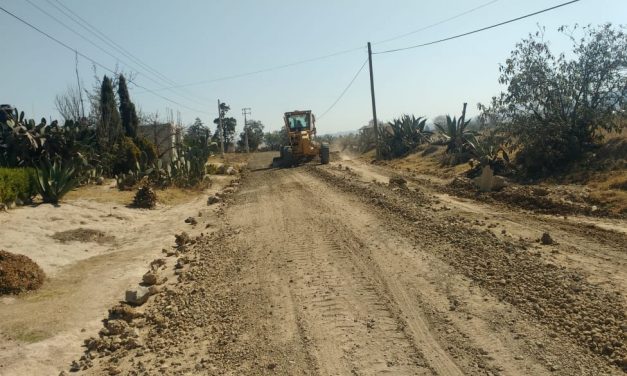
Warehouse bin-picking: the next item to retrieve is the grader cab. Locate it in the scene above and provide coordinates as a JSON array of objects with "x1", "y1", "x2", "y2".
[{"x1": 272, "y1": 110, "x2": 330, "y2": 167}]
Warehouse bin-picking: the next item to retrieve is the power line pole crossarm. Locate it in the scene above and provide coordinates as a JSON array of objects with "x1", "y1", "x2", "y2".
[{"x1": 367, "y1": 42, "x2": 380, "y2": 160}]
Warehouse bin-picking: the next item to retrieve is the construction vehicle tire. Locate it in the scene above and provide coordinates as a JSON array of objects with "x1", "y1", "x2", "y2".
[
  {"x1": 320, "y1": 143, "x2": 330, "y2": 165},
  {"x1": 283, "y1": 146, "x2": 293, "y2": 167}
]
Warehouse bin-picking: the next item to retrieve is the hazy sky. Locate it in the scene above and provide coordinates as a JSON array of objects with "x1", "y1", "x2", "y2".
[{"x1": 1, "y1": 0, "x2": 625, "y2": 134}]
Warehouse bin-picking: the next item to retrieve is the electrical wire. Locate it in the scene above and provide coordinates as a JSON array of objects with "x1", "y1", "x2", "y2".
[
  {"x1": 51, "y1": 0, "x2": 179, "y2": 88},
  {"x1": 26, "y1": 0, "x2": 209, "y2": 106},
  {"x1": 146, "y1": 0, "x2": 500, "y2": 91},
  {"x1": 373, "y1": 0, "x2": 500, "y2": 45},
  {"x1": 50, "y1": 0, "x2": 191, "y2": 94},
  {"x1": 0, "y1": 5, "x2": 212, "y2": 115},
  {"x1": 146, "y1": 47, "x2": 366, "y2": 92},
  {"x1": 318, "y1": 58, "x2": 369, "y2": 120},
  {"x1": 374, "y1": 0, "x2": 581, "y2": 54}
]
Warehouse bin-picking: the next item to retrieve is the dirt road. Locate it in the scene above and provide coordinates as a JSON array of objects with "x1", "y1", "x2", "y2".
[{"x1": 74, "y1": 152, "x2": 625, "y2": 375}]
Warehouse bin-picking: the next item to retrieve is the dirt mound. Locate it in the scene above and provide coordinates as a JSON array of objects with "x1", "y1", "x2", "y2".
[
  {"x1": 0, "y1": 250, "x2": 45, "y2": 295},
  {"x1": 51, "y1": 228, "x2": 115, "y2": 244},
  {"x1": 446, "y1": 177, "x2": 612, "y2": 217}
]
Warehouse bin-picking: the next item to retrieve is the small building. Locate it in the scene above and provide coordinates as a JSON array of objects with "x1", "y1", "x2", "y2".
[{"x1": 138, "y1": 122, "x2": 181, "y2": 163}]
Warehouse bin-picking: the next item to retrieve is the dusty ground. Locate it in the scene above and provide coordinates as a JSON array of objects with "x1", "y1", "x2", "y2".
[
  {"x1": 65, "y1": 152, "x2": 625, "y2": 375},
  {"x1": 0, "y1": 176, "x2": 235, "y2": 375}
]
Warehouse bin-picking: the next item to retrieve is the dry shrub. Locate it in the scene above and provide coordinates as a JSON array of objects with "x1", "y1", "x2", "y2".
[{"x1": 0, "y1": 250, "x2": 45, "y2": 295}]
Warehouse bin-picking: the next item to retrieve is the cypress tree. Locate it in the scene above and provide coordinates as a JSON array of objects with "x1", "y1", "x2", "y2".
[
  {"x1": 117, "y1": 74, "x2": 139, "y2": 138},
  {"x1": 98, "y1": 75, "x2": 122, "y2": 149}
]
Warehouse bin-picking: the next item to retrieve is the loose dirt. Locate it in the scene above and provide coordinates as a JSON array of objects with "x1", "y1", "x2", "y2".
[
  {"x1": 0, "y1": 176, "x2": 236, "y2": 375},
  {"x1": 68, "y1": 152, "x2": 625, "y2": 375}
]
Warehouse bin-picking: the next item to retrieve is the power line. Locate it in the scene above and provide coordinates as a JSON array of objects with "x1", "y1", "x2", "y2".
[
  {"x1": 374, "y1": 0, "x2": 582, "y2": 54},
  {"x1": 50, "y1": 0, "x2": 187, "y2": 92},
  {"x1": 373, "y1": 0, "x2": 500, "y2": 45},
  {"x1": 145, "y1": 47, "x2": 366, "y2": 93},
  {"x1": 51, "y1": 0, "x2": 177, "y2": 87},
  {"x1": 0, "y1": 5, "x2": 211, "y2": 115},
  {"x1": 143, "y1": 1, "x2": 500, "y2": 92},
  {"x1": 318, "y1": 58, "x2": 369, "y2": 120},
  {"x1": 28, "y1": 0, "x2": 208, "y2": 106}
]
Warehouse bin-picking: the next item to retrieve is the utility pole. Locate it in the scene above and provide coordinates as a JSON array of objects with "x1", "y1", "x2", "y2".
[
  {"x1": 367, "y1": 42, "x2": 380, "y2": 160},
  {"x1": 217, "y1": 99, "x2": 225, "y2": 158},
  {"x1": 242, "y1": 107, "x2": 251, "y2": 153}
]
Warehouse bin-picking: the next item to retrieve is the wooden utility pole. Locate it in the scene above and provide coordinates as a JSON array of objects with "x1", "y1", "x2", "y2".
[
  {"x1": 242, "y1": 107, "x2": 251, "y2": 153},
  {"x1": 217, "y1": 99, "x2": 225, "y2": 158},
  {"x1": 367, "y1": 42, "x2": 380, "y2": 160},
  {"x1": 74, "y1": 50, "x2": 85, "y2": 120}
]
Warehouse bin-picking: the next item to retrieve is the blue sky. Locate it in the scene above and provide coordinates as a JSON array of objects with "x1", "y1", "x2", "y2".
[{"x1": 1, "y1": 0, "x2": 625, "y2": 134}]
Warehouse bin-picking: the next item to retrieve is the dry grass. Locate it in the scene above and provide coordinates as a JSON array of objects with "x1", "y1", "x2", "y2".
[
  {"x1": 367, "y1": 145, "x2": 469, "y2": 180},
  {"x1": 587, "y1": 171, "x2": 627, "y2": 215},
  {"x1": 51, "y1": 228, "x2": 115, "y2": 244},
  {"x1": 64, "y1": 180, "x2": 205, "y2": 206},
  {"x1": 64, "y1": 181, "x2": 133, "y2": 205}
]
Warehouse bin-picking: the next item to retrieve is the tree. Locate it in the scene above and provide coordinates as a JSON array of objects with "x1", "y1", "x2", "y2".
[
  {"x1": 97, "y1": 75, "x2": 122, "y2": 149},
  {"x1": 480, "y1": 24, "x2": 627, "y2": 176},
  {"x1": 117, "y1": 74, "x2": 139, "y2": 138},
  {"x1": 185, "y1": 118, "x2": 211, "y2": 149},
  {"x1": 213, "y1": 117, "x2": 237, "y2": 147},
  {"x1": 237, "y1": 120, "x2": 264, "y2": 151},
  {"x1": 263, "y1": 128, "x2": 288, "y2": 150},
  {"x1": 55, "y1": 85, "x2": 83, "y2": 122}
]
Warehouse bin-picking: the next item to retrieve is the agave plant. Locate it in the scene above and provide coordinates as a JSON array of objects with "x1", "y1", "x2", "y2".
[
  {"x1": 466, "y1": 132, "x2": 513, "y2": 175},
  {"x1": 434, "y1": 115, "x2": 474, "y2": 155},
  {"x1": 34, "y1": 157, "x2": 79, "y2": 204},
  {"x1": 379, "y1": 115, "x2": 431, "y2": 159}
]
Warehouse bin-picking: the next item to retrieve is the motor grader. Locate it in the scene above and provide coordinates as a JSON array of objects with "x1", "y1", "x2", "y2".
[{"x1": 272, "y1": 110, "x2": 330, "y2": 167}]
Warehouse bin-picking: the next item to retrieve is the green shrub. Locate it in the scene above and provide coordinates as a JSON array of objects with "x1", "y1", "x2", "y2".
[
  {"x1": 0, "y1": 167, "x2": 36, "y2": 204},
  {"x1": 112, "y1": 137, "x2": 141, "y2": 175},
  {"x1": 134, "y1": 136, "x2": 158, "y2": 164}
]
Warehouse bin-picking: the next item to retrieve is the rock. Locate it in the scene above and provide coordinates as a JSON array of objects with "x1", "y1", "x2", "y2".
[
  {"x1": 207, "y1": 195, "x2": 221, "y2": 205},
  {"x1": 125, "y1": 286, "x2": 150, "y2": 306},
  {"x1": 184, "y1": 216, "x2": 198, "y2": 225},
  {"x1": 108, "y1": 305, "x2": 141, "y2": 322},
  {"x1": 473, "y1": 166, "x2": 503, "y2": 192},
  {"x1": 226, "y1": 166, "x2": 236, "y2": 175},
  {"x1": 104, "y1": 319, "x2": 129, "y2": 336},
  {"x1": 149, "y1": 258, "x2": 166, "y2": 270},
  {"x1": 96, "y1": 176, "x2": 105, "y2": 185},
  {"x1": 142, "y1": 271, "x2": 158, "y2": 286},
  {"x1": 70, "y1": 360, "x2": 81, "y2": 372},
  {"x1": 541, "y1": 232, "x2": 554, "y2": 245},
  {"x1": 389, "y1": 176, "x2": 407, "y2": 188},
  {"x1": 175, "y1": 232, "x2": 190, "y2": 247},
  {"x1": 148, "y1": 285, "x2": 161, "y2": 295}
]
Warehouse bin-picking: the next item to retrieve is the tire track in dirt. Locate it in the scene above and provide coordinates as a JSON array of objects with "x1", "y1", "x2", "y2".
[
  {"x1": 308, "y1": 164, "x2": 626, "y2": 374},
  {"x1": 231, "y1": 169, "x2": 438, "y2": 375}
]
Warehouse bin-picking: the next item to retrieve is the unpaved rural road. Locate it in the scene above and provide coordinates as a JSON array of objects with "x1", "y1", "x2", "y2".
[{"x1": 76, "y1": 152, "x2": 625, "y2": 375}]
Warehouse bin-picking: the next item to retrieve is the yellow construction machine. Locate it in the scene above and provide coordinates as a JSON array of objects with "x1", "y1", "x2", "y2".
[{"x1": 272, "y1": 110, "x2": 330, "y2": 167}]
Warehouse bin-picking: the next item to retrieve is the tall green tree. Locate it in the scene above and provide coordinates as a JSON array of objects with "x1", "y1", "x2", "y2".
[
  {"x1": 237, "y1": 120, "x2": 264, "y2": 151},
  {"x1": 97, "y1": 75, "x2": 122, "y2": 149},
  {"x1": 117, "y1": 74, "x2": 139, "y2": 138},
  {"x1": 213, "y1": 117, "x2": 237, "y2": 147}
]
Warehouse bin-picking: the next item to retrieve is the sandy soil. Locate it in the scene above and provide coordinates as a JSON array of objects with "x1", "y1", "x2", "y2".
[
  {"x1": 0, "y1": 176, "x2": 235, "y2": 376},
  {"x1": 71, "y1": 152, "x2": 625, "y2": 375}
]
